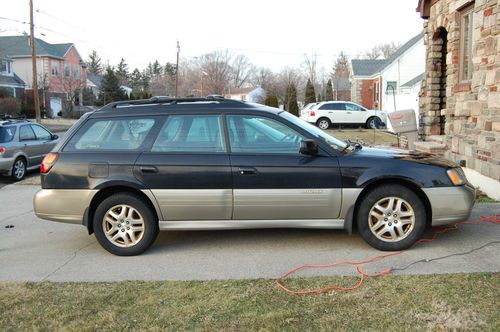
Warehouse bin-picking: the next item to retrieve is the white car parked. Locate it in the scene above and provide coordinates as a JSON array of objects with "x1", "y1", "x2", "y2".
[{"x1": 300, "y1": 101, "x2": 387, "y2": 130}]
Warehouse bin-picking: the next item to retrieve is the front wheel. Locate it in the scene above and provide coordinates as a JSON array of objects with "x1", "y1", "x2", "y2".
[
  {"x1": 366, "y1": 117, "x2": 382, "y2": 129},
  {"x1": 93, "y1": 193, "x2": 159, "y2": 256},
  {"x1": 356, "y1": 184, "x2": 426, "y2": 251}
]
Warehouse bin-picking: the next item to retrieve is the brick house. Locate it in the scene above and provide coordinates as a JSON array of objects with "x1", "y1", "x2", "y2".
[
  {"x1": 416, "y1": 0, "x2": 499, "y2": 198},
  {"x1": 0, "y1": 35, "x2": 87, "y2": 117}
]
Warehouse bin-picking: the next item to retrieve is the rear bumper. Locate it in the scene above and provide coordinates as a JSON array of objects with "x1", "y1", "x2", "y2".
[
  {"x1": 0, "y1": 157, "x2": 14, "y2": 174},
  {"x1": 33, "y1": 189, "x2": 98, "y2": 224},
  {"x1": 422, "y1": 184, "x2": 476, "y2": 226}
]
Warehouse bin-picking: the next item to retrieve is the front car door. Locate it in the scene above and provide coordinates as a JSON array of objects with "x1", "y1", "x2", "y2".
[
  {"x1": 344, "y1": 103, "x2": 367, "y2": 124},
  {"x1": 18, "y1": 124, "x2": 39, "y2": 167},
  {"x1": 31, "y1": 124, "x2": 58, "y2": 165},
  {"x1": 135, "y1": 114, "x2": 232, "y2": 221},
  {"x1": 227, "y1": 113, "x2": 342, "y2": 221}
]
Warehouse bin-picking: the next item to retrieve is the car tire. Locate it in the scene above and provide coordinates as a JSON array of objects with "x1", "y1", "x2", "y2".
[
  {"x1": 366, "y1": 117, "x2": 382, "y2": 129},
  {"x1": 316, "y1": 117, "x2": 331, "y2": 130},
  {"x1": 11, "y1": 157, "x2": 26, "y2": 181},
  {"x1": 356, "y1": 184, "x2": 426, "y2": 251},
  {"x1": 93, "y1": 193, "x2": 159, "y2": 256}
]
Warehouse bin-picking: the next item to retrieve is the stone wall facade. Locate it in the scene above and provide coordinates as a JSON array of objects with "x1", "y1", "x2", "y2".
[{"x1": 419, "y1": 0, "x2": 499, "y2": 180}]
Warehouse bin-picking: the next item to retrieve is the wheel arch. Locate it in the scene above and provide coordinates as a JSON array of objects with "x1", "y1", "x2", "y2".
[
  {"x1": 84, "y1": 185, "x2": 161, "y2": 235},
  {"x1": 350, "y1": 177, "x2": 432, "y2": 231}
]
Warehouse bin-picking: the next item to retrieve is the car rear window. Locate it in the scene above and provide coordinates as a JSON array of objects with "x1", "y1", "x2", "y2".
[
  {"x1": 64, "y1": 118, "x2": 156, "y2": 151},
  {"x1": 0, "y1": 126, "x2": 16, "y2": 143}
]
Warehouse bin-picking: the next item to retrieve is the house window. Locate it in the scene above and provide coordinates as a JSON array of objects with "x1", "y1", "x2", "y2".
[
  {"x1": 64, "y1": 62, "x2": 71, "y2": 78},
  {"x1": 0, "y1": 59, "x2": 11, "y2": 74},
  {"x1": 51, "y1": 61, "x2": 60, "y2": 76},
  {"x1": 73, "y1": 65, "x2": 80, "y2": 80},
  {"x1": 460, "y1": 4, "x2": 474, "y2": 81}
]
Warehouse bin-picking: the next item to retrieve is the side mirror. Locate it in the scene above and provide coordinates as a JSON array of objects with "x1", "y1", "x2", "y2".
[
  {"x1": 52, "y1": 134, "x2": 59, "y2": 140},
  {"x1": 299, "y1": 139, "x2": 318, "y2": 156}
]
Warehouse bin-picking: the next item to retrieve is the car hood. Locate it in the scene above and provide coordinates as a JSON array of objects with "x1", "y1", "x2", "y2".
[{"x1": 353, "y1": 146, "x2": 457, "y2": 168}]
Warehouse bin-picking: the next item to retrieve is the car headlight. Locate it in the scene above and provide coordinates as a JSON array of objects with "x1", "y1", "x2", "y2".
[{"x1": 447, "y1": 168, "x2": 465, "y2": 186}]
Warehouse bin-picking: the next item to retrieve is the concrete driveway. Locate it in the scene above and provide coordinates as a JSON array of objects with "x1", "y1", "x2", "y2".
[{"x1": 0, "y1": 184, "x2": 499, "y2": 282}]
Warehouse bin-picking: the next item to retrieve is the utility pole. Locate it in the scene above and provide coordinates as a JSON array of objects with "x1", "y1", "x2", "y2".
[
  {"x1": 29, "y1": 0, "x2": 41, "y2": 123},
  {"x1": 175, "y1": 41, "x2": 180, "y2": 97}
]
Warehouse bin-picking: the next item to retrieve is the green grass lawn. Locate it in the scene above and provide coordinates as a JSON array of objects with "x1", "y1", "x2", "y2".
[
  {"x1": 1, "y1": 273, "x2": 498, "y2": 331},
  {"x1": 326, "y1": 128, "x2": 399, "y2": 147}
]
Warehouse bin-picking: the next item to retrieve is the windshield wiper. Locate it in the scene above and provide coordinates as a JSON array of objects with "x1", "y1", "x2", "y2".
[{"x1": 343, "y1": 140, "x2": 363, "y2": 152}]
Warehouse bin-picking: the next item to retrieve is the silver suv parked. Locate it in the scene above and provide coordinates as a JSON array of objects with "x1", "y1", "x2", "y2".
[{"x1": 0, "y1": 116, "x2": 59, "y2": 181}]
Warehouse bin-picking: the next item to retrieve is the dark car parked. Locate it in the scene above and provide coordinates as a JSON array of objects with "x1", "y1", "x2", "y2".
[
  {"x1": 33, "y1": 97, "x2": 475, "y2": 255},
  {"x1": 0, "y1": 116, "x2": 59, "y2": 181}
]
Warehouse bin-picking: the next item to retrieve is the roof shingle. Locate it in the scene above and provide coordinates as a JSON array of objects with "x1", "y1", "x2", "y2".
[{"x1": 0, "y1": 35, "x2": 73, "y2": 59}]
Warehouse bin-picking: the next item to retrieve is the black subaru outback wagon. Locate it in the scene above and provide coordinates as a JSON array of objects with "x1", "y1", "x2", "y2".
[{"x1": 34, "y1": 97, "x2": 475, "y2": 256}]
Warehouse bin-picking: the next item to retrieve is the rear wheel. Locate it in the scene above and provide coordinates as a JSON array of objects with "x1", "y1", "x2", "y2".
[
  {"x1": 316, "y1": 117, "x2": 331, "y2": 130},
  {"x1": 11, "y1": 157, "x2": 26, "y2": 181},
  {"x1": 356, "y1": 184, "x2": 426, "y2": 251},
  {"x1": 93, "y1": 193, "x2": 159, "y2": 256}
]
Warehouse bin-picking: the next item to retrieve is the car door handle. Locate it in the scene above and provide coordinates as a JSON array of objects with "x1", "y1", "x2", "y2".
[
  {"x1": 140, "y1": 166, "x2": 158, "y2": 173},
  {"x1": 346, "y1": 112, "x2": 352, "y2": 114},
  {"x1": 238, "y1": 167, "x2": 257, "y2": 175}
]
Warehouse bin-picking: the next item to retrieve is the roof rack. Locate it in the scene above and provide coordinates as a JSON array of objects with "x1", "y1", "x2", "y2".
[
  {"x1": 98, "y1": 95, "x2": 233, "y2": 111},
  {"x1": 0, "y1": 114, "x2": 28, "y2": 123}
]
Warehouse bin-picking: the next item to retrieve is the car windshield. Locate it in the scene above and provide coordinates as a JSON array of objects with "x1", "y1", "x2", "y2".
[
  {"x1": 279, "y1": 111, "x2": 348, "y2": 150},
  {"x1": 0, "y1": 126, "x2": 16, "y2": 143}
]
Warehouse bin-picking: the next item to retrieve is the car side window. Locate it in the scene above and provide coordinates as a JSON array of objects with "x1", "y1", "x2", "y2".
[
  {"x1": 345, "y1": 103, "x2": 362, "y2": 111},
  {"x1": 65, "y1": 118, "x2": 155, "y2": 151},
  {"x1": 227, "y1": 115, "x2": 305, "y2": 154},
  {"x1": 318, "y1": 103, "x2": 334, "y2": 110},
  {"x1": 19, "y1": 125, "x2": 36, "y2": 141},
  {"x1": 31, "y1": 125, "x2": 52, "y2": 140},
  {"x1": 151, "y1": 115, "x2": 225, "y2": 153}
]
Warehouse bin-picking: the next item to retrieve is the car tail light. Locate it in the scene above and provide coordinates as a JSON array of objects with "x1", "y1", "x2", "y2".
[
  {"x1": 0, "y1": 147, "x2": 5, "y2": 155},
  {"x1": 41, "y1": 153, "x2": 58, "y2": 173},
  {"x1": 310, "y1": 111, "x2": 315, "y2": 116}
]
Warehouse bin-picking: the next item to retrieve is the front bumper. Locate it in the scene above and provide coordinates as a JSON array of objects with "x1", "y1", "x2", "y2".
[
  {"x1": 422, "y1": 183, "x2": 476, "y2": 226},
  {"x1": 33, "y1": 189, "x2": 98, "y2": 224}
]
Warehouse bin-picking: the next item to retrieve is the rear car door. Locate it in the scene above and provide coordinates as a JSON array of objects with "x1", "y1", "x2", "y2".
[
  {"x1": 134, "y1": 114, "x2": 232, "y2": 221},
  {"x1": 227, "y1": 114, "x2": 342, "y2": 220},
  {"x1": 318, "y1": 103, "x2": 346, "y2": 124}
]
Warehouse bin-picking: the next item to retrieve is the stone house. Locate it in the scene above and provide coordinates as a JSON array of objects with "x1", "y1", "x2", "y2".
[{"x1": 416, "y1": 0, "x2": 499, "y2": 199}]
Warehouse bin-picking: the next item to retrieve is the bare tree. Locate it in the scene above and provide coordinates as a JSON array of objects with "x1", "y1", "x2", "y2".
[
  {"x1": 302, "y1": 53, "x2": 318, "y2": 85},
  {"x1": 60, "y1": 74, "x2": 86, "y2": 116},
  {"x1": 231, "y1": 54, "x2": 254, "y2": 88},
  {"x1": 276, "y1": 67, "x2": 303, "y2": 104},
  {"x1": 364, "y1": 42, "x2": 401, "y2": 59},
  {"x1": 199, "y1": 50, "x2": 233, "y2": 95}
]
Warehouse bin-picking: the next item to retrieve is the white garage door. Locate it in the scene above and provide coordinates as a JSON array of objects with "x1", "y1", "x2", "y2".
[{"x1": 49, "y1": 97, "x2": 62, "y2": 118}]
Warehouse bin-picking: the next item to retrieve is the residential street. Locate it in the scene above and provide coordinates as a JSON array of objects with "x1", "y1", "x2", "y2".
[{"x1": 0, "y1": 184, "x2": 498, "y2": 282}]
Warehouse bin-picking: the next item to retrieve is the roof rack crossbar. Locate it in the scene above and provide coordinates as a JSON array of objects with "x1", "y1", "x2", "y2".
[{"x1": 98, "y1": 95, "x2": 227, "y2": 111}]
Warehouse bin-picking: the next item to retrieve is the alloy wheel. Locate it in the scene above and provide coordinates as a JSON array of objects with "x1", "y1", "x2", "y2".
[
  {"x1": 13, "y1": 159, "x2": 25, "y2": 180},
  {"x1": 368, "y1": 196, "x2": 415, "y2": 242},
  {"x1": 318, "y1": 120, "x2": 329, "y2": 130},
  {"x1": 103, "y1": 204, "x2": 145, "y2": 248}
]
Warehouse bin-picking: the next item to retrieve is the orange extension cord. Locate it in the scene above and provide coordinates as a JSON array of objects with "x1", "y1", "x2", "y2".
[{"x1": 275, "y1": 214, "x2": 500, "y2": 295}]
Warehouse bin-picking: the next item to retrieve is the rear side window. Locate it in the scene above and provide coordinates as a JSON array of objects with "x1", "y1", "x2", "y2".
[
  {"x1": 65, "y1": 118, "x2": 155, "y2": 151},
  {"x1": 31, "y1": 125, "x2": 52, "y2": 140},
  {"x1": 152, "y1": 115, "x2": 225, "y2": 153},
  {"x1": 319, "y1": 103, "x2": 344, "y2": 111},
  {"x1": 0, "y1": 126, "x2": 16, "y2": 143}
]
